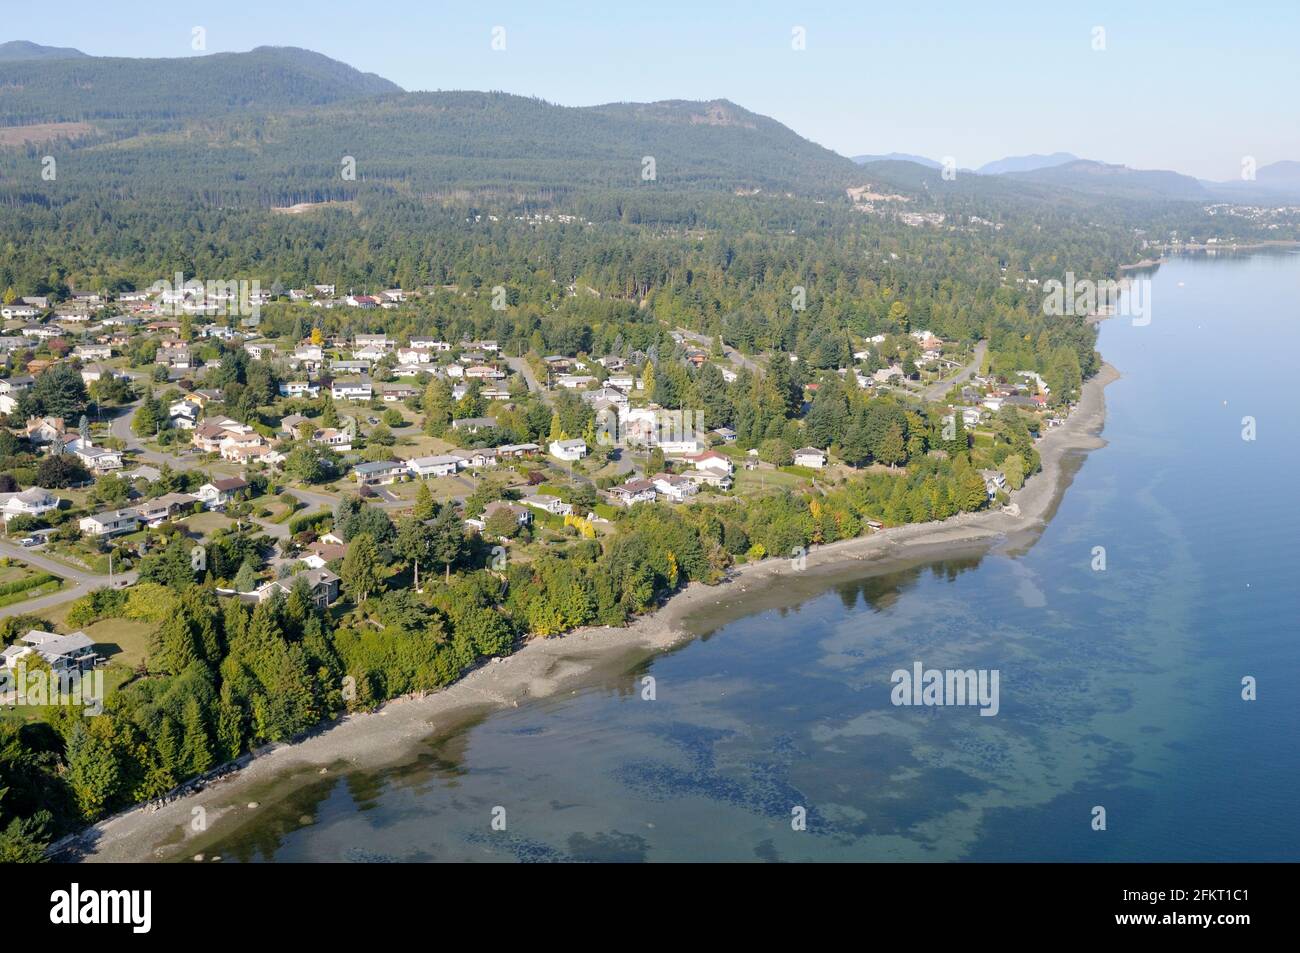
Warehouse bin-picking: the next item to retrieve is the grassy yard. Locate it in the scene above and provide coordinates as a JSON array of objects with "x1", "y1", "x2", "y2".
[
  {"x1": 0, "y1": 561, "x2": 65, "y2": 607},
  {"x1": 734, "y1": 467, "x2": 807, "y2": 497},
  {"x1": 181, "y1": 511, "x2": 239, "y2": 537},
  {"x1": 83, "y1": 617, "x2": 154, "y2": 669}
]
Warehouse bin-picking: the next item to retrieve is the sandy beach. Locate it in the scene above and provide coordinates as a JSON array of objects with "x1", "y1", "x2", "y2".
[{"x1": 63, "y1": 362, "x2": 1119, "y2": 863}]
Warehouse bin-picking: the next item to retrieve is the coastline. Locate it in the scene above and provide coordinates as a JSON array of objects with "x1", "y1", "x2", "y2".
[{"x1": 63, "y1": 362, "x2": 1120, "y2": 863}]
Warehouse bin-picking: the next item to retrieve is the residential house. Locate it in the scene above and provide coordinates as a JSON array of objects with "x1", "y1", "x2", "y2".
[
  {"x1": 793, "y1": 447, "x2": 827, "y2": 469},
  {"x1": 686, "y1": 451, "x2": 735, "y2": 476},
  {"x1": 651, "y1": 473, "x2": 698, "y2": 503},
  {"x1": 279, "y1": 381, "x2": 320, "y2": 399},
  {"x1": 465, "y1": 500, "x2": 531, "y2": 533},
  {"x1": 548, "y1": 438, "x2": 588, "y2": 461},
  {"x1": 311, "y1": 428, "x2": 352, "y2": 451},
  {"x1": 280, "y1": 413, "x2": 310, "y2": 437},
  {"x1": 352, "y1": 460, "x2": 408, "y2": 486},
  {"x1": 330, "y1": 377, "x2": 372, "y2": 401},
  {"x1": 169, "y1": 399, "x2": 201, "y2": 429},
  {"x1": 452, "y1": 416, "x2": 497, "y2": 433},
  {"x1": 300, "y1": 541, "x2": 347, "y2": 570},
  {"x1": 196, "y1": 477, "x2": 250, "y2": 509},
  {"x1": 68, "y1": 440, "x2": 124, "y2": 473},
  {"x1": 255, "y1": 568, "x2": 340, "y2": 608},
  {"x1": 659, "y1": 437, "x2": 706, "y2": 456},
  {"x1": 79, "y1": 508, "x2": 139, "y2": 537},
  {"x1": 608, "y1": 479, "x2": 657, "y2": 507},
  {"x1": 406, "y1": 454, "x2": 461, "y2": 478},
  {"x1": 22, "y1": 416, "x2": 66, "y2": 445},
  {"x1": 379, "y1": 383, "x2": 419, "y2": 402},
  {"x1": 521, "y1": 494, "x2": 573, "y2": 516},
  {"x1": 0, "y1": 487, "x2": 59, "y2": 523},
  {"x1": 496, "y1": 443, "x2": 540, "y2": 458},
  {"x1": 75, "y1": 344, "x2": 112, "y2": 361},
  {"x1": 156, "y1": 342, "x2": 191, "y2": 368},
  {"x1": 1, "y1": 630, "x2": 96, "y2": 674},
  {"x1": 133, "y1": 493, "x2": 198, "y2": 526}
]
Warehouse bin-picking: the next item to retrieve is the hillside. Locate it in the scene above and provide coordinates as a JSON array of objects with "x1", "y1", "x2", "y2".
[
  {"x1": 1004, "y1": 159, "x2": 1209, "y2": 201},
  {"x1": 0, "y1": 40, "x2": 88, "y2": 62},
  {"x1": 0, "y1": 45, "x2": 401, "y2": 122},
  {"x1": 0, "y1": 87, "x2": 867, "y2": 205}
]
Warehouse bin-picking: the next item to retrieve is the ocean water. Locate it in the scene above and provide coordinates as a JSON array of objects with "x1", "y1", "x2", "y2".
[{"x1": 208, "y1": 251, "x2": 1300, "y2": 862}]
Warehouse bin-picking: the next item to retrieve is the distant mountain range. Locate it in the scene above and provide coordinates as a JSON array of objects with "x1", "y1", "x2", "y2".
[
  {"x1": 976, "y1": 152, "x2": 1080, "y2": 175},
  {"x1": 0, "y1": 42, "x2": 1297, "y2": 208},
  {"x1": 852, "y1": 152, "x2": 941, "y2": 169}
]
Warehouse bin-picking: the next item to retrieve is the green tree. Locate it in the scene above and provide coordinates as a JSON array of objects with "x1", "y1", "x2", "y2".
[{"x1": 341, "y1": 532, "x2": 381, "y2": 603}]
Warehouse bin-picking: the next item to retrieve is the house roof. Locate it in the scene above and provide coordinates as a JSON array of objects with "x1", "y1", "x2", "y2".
[
  {"x1": 353, "y1": 459, "x2": 404, "y2": 474},
  {"x1": 209, "y1": 476, "x2": 249, "y2": 492},
  {"x1": 84, "y1": 508, "x2": 137, "y2": 525}
]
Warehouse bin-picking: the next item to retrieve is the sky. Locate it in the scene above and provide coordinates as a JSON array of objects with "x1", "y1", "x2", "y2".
[{"x1": 4, "y1": 0, "x2": 1298, "y2": 179}]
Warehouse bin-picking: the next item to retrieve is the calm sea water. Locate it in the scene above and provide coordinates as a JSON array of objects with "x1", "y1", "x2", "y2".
[{"x1": 210, "y1": 251, "x2": 1300, "y2": 862}]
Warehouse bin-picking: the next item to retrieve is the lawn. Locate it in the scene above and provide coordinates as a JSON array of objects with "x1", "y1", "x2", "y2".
[
  {"x1": 0, "y1": 561, "x2": 64, "y2": 607},
  {"x1": 181, "y1": 511, "x2": 239, "y2": 538},
  {"x1": 83, "y1": 617, "x2": 155, "y2": 669},
  {"x1": 734, "y1": 467, "x2": 806, "y2": 496}
]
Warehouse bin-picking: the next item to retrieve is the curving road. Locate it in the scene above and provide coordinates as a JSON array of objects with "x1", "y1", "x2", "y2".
[
  {"x1": 0, "y1": 541, "x2": 138, "y2": 619},
  {"x1": 920, "y1": 339, "x2": 987, "y2": 404}
]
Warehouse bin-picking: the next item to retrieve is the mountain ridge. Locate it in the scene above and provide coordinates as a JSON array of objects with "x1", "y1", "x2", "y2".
[{"x1": 0, "y1": 40, "x2": 88, "y2": 62}]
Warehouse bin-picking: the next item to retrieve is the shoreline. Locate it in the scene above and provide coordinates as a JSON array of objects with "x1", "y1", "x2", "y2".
[{"x1": 63, "y1": 362, "x2": 1120, "y2": 863}]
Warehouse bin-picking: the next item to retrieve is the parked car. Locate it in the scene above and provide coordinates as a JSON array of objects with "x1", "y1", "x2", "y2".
[{"x1": 19, "y1": 536, "x2": 40, "y2": 547}]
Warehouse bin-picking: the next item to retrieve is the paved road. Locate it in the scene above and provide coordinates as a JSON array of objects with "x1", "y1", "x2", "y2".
[
  {"x1": 0, "y1": 541, "x2": 138, "y2": 619},
  {"x1": 108, "y1": 401, "x2": 206, "y2": 471},
  {"x1": 503, "y1": 354, "x2": 552, "y2": 403},
  {"x1": 920, "y1": 339, "x2": 988, "y2": 403}
]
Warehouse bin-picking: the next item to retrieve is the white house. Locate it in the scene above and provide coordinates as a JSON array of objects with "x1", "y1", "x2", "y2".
[
  {"x1": 686, "y1": 451, "x2": 735, "y2": 476},
  {"x1": 79, "y1": 508, "x2": 139, "y2": 537},
  {"x1": 1, "y1": 630, "x2": 96, "y2": 674},
  {"x1": 331, "y1": 377, "x2": 372, "y2": 401},
  {"x1": 279, "y1": 381, "x2": 320, "y2": 399},
  {"x1": 196, "y1": 476, "x2": 250, "y2": 509},
  {"x1": 0, "y1": 487, "x2": 59, "y2": 523},
  {"x1": 793, "y1": 447, "x2": 827, "y2": 469},
  {"x1": 651, "y1": 474, "x2": 698, "y2": 503},
  {"x1": 521, "y1": 494, "x2": 573, "y2": 516},
  {"x1": 548, "y1": 438, "x2": 588, "y2": 461},
  {"x1": 405, "y1": 454, "x2": 462, "y2": 478}
]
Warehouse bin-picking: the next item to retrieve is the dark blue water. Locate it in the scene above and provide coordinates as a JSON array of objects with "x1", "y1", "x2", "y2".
[{"x1": 209, "y1": 251, "x2": 1300, "y2": 862}]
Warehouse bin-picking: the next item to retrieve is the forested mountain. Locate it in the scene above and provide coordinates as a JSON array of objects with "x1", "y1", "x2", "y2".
[
  {"x1": 1003, "y1": 159, "x2": 1210, "y2": 201},
  {"x1": 0, "y1": 40, "x2": 88, "y2": 62},
  {"x1": 0, "y1": 45, "x2": 401, "y2": 122}
]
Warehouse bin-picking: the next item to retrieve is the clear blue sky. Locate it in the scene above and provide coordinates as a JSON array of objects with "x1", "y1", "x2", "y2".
[{"x1": 5, "y1": 0, "x2": 1297, "y2": 179}]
